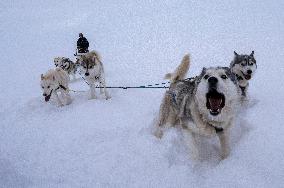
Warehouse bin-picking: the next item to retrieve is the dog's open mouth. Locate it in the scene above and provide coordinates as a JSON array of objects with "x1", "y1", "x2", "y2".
[
  {"x1": 206, "y1": 89, "x2": 225, "y2": 116},
  {"x1": 241, "y1": 71, "x2": 251, "y2": 80},
  {"x1": 45, "y1": 94, "x2": 51, "y2": 102},
  {"x1": 44, "y1": 90, "x2": 53, "y2": 102}
]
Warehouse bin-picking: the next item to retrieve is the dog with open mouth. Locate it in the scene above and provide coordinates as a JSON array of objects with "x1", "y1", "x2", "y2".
[
  {"x1": 154, "y1": 54, "x2": 240, "y2": 159},
  {"x1": 40, "y1": 67, "x2": 72, "y2": 106},
  {"x1": 230, "y1": 51, "x2": 257, "y2": 97}
]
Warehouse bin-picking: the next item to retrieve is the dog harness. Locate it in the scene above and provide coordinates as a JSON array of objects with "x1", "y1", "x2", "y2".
[
  {"x1": 239, "y1": 86, "x2": 246, "y2": 96},
  {"x1": 235, "y1": 74, "x2": 243, "y2": 81},
  {"x1": 168, "y1": 90, "x2": 177, "y2": 105},
  {"x1": 209, "y1": 124, "x2": 224, "y2": 133},
  {"x1": 59, "y1": 85, "x2": 67, "y2": 90}
]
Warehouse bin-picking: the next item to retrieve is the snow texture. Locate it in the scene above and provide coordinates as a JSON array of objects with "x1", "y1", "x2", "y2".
[{"x1": 1, "y1": 0, "x2": 284, "y2": 187}]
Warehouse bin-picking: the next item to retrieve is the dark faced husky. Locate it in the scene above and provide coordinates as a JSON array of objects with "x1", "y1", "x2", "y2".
[
  {"x1": 154, "y1": 54, "x2": 240, "y2": 159},
  {"x1": 54, "y1": 57, "x2": 78, "y2": 80},
  {"x1": 230, "y1": 51, "x2": 257, "y2": 97},
  {"x1": 76, "y1": 50, "x2": 110, "y2": 100}
]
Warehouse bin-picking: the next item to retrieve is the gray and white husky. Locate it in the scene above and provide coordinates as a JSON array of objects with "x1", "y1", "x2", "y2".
[
  {"x1": 76, "y1": 50, "x2": 111, "y2": 100},
  {"x1": 40, "y1": 67, "x2": 72, "y2": 106},
  {"x1": 154, "y1": 54, "x2": 240, "y2": 159},
  {"x1": 54, "y1": 57, "x2": 78, "y2": 80},
  {"x1": 230, "y1": 51, "x2": 257, "y2": 97}
]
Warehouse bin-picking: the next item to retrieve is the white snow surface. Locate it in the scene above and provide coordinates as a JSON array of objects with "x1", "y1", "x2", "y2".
[{"x1": 1, "y1": 0, "x2": 284, "y2": 187}]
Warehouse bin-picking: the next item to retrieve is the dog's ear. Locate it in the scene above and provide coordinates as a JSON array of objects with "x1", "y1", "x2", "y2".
[
  {"x1": 92, "y1": 56, "x2": 96, "y2": 63},
  {"x1": 41, "y1": 74, "x2": 44, "y2": 80},
  {"x1": 250, "y1": 51, "x2": 254, "y2": 57},
  {"x1": 201, "y1": 67, "x2": 207, "y2": 76},
  {"x1": 234, "y1": 51, "x2": 239, "y2": 56}
]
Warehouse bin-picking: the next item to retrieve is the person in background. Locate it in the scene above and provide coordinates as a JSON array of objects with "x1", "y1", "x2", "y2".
[{"x1": 77, "y1": 33, "x2": 89, "y2": 53}]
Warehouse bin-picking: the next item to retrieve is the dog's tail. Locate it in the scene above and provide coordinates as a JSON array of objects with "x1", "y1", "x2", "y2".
[{"x1": 164, "y1": 54, "x2": 190, "y2": 82}]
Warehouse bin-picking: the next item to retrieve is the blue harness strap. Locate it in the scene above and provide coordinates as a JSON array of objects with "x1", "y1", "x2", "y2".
[{"x1": 167, "y1": 91, "x2": 177, "y2": 105}]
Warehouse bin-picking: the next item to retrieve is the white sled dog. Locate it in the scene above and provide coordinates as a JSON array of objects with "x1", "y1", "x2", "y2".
[
  {"x1": 76, "y1": 50, "x2": 111, "y2": 100},
  {"x1": 40, "y1": 67, "x2": 72, "y2": 106},
  {"x1": 154, "y1": 54, "x2": 240, "y2": 159},
  {"x1": 54, "y1": 57, "x2": 78, "y2": 80}
]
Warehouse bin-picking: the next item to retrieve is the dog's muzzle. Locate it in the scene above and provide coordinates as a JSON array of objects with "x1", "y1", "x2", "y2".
[
  {"x1": 241, "y1": 71, "x2": 252, "y2": 80},
  {"x1": 85, "y1": 72, "x2": 89, "y2": 76},
  {"x1": 44, "y1": 90, "x2": 53, "y2": 102}
]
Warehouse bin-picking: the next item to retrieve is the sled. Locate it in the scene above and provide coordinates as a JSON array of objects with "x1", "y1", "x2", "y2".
[{"x1": 74, "y1": 49, "x2": 89, "y2": 60}]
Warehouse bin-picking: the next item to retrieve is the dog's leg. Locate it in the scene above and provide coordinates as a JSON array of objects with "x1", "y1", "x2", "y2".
[
  {"x1": 89, "y1": 83, "x2": 97, "y2": 99},
  {"x1": 72, "y1": 72, "x2": 76, "y2": 81},
  {"x1": 99, "y1": 81, "x2": 104, "y2": 94},
  {"x1": 99, "y1": 77, "x2": 111, "y2": 100},
  {"x1": 54, "y1": 91, "x2": 63, "y2": 106},
  {"x1": 217, "y1": 131, "x2": 230, "y2": 159},
  {"x1": 182, "y1": 128, "x2": 199, "y2": 161},
  {"x1": 62, "y1": 89, "x2": 72, "y2": 105}
]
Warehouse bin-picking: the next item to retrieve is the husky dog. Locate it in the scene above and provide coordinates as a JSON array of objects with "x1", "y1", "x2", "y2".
[
  {"x1": 154, "y1": 54, "x2": 240, "y2": 159},
  {"x1": 76, "y1": 50, "x2": 111, "y2": 100},
  {"x1": 230, "y1": 51, "x2": 257, "y2": 97},
  {"x1": 40, "y1": 67, "x2": 72, "y2": 106},
  {"x1": 54, "y1": 57, "x2": 78, "y2": 80}
]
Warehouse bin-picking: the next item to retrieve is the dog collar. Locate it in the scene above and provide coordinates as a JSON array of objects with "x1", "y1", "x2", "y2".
[
  {"x1": 55, "y1": 85, "x2": 67, "y2": 91},
  {"x1": 235, "y1": 74, "x2": 243, "y2": 81},
  {"x1": 239, "y1": 85, "x2": 246, "y2": 96},
  {"x1": 208, "y1": 123, "x2": 223, "y2": 133},
  {"x1": 59, "y1": 85, "x2": 67, "y2": 90}
]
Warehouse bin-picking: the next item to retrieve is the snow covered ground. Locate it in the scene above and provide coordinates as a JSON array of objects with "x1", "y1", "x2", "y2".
[{"x1": 1, "y1": 0, "x2": 284, "y2": 187}]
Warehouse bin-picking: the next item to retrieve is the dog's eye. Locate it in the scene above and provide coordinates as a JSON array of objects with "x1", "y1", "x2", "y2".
[
  {"x1": 241, "y1": 63, "x2": 246, "y2": 66},
  {"x1": 221, "y1": 75, "x2": 227, "y2": 79},
  {"x1": 41, "y1": 86, "x2": 44, "y2": 89},
  {"x1": 47, "y1": 86, "x2": 50, "y2": 89},
  {"x1": 204, "y1": 75, "x2": 209, "y2": 79},
  {"x1": 89, "y1": 66, "x2": 93, "y2": 69}
]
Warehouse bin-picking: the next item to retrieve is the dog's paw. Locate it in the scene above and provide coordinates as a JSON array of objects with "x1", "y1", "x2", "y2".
[
  {"x1": 57, "y1": 103, "x2": 64, "y2": 107},
  {"x1": 88, "y1": 95, "x2": 97, "y2": 100},
  {"x1": 153, "y1": 128, "x2": 163, "y2": 139},
  {"x1": 65, "y1": 99, "x2": 72, "y2": 105},
  {"x1": 221, "y1": 150, "x2": 230, "y2": 160},
  {"x1": 105, "y1": 95, "x2": 111, "y2": 100}
]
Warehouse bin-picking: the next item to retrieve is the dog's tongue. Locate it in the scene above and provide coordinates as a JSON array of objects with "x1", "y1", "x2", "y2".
[
  {"x1": 45, "y1": 95, "x2": 51, "y2": 102},
  {"x1": 244, "y1": 75, "x2": 251, "y2": 80},
  {"x1": 209, "y1": 98, "x2": 222, "y2": 111}
]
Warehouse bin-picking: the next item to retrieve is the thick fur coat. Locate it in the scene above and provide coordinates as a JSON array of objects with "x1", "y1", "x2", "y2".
[
  {"x1": 154, "y1": 54, "x2": 240, "y2": 159},
  {"x1": 40, "y1": 67, "x2": 72, "y2": 106},
  {"x1": 76, "y1": 50, "x2": 110, "y2": 100}
]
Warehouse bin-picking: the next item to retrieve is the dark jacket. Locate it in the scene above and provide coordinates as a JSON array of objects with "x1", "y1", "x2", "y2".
[{"x1": 77, "y1": 37, "x2": 89, "y2": 50}]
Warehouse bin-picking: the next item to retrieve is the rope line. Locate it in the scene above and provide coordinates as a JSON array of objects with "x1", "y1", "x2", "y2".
[{"x1": 69, "y1": 81, "x2": 171, "y2": 93}]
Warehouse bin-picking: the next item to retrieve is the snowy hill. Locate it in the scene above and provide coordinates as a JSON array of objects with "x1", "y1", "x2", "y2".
[{"x1": 1, "y1": 0, "x2": 284, "y2": 187}]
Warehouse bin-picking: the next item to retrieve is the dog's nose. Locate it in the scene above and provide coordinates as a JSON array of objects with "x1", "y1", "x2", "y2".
[
  {"x1": 247, "y1": 70, "x2": 252, "y2": 75},
  {"x1": 208, "y1": 77, "x2": 218, "y2": 85},
  {"x1": 85, "y1": 72, "x2": 89, "y2": 76},
  {"x1": 43, "y1": 93, "x2": 47, "y2": 96}
]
